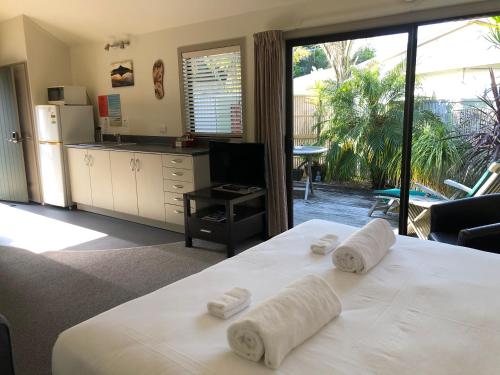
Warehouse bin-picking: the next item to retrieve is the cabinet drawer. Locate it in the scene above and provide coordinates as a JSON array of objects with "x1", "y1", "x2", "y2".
[
  {"x1": 162, "y1": 154, "x2": 193, "y2": 170},
  {"x1": 163, "y1": 179, "x2": 194, "y2": 194},
  {"x1": 162, "y1": 167, "x2": 194, "y2": 183},
  {"x1": 165, "y1": 204, "x2": 187, "y2": 226},
  {"x1": 188, "y1": 219, "x2": 226, "y2": 243},
  {"x1": 164, "y1": 191, "x2": 184, "y2": 206}
]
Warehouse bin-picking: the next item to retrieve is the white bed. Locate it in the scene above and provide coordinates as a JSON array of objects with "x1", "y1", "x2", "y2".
[{"x1": 53, "y1": 220, "x2": 500, "y2": 375}]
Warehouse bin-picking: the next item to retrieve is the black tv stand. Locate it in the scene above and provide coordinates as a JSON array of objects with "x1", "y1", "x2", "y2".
[{"x1": 183, "y1": 187, "x2": 267, "y2": 257}]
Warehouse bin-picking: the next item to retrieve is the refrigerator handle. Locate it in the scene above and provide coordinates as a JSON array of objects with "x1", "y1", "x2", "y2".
[{"x1": 130, "y1": 157, "x2": 136, "y2": 171}]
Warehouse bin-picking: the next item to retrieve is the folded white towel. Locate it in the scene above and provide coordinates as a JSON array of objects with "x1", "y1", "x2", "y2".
[
  {"x1": 332, "y1": 218, "x2": 395, "y2": 273},
  {"x1": 311, "y1": 234, "x2": 339, "y2": 255},
  {"x1": 207, "y1": 287, "x2": 251, "y2": 319},
  {"x1": 227, "y1": 275, "x2": 342, "y2": 369}
]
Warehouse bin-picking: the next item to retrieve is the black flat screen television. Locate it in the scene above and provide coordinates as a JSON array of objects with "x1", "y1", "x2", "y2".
[{"x1": 209, "y1": 141, "x2": 266, "y2": 188}]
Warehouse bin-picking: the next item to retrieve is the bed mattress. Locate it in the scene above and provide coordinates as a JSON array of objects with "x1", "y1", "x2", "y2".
[{"x1": 52, "y1": 220, "x2": 500, "y2": 374}]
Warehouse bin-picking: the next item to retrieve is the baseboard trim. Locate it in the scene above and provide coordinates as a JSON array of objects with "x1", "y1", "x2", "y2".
[{"x1": 76, "y1": 204, "x2": 184, "y2": 233}]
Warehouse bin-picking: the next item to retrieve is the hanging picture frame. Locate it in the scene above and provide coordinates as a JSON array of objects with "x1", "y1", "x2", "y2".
[{"x1": 110, "y1": 60, "x2": 134, "y2": 87}]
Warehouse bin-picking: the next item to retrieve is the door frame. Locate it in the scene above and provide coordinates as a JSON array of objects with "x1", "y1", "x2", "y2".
[{"x1": 284, "y1": 10, "x2": 500, "y2": 234}]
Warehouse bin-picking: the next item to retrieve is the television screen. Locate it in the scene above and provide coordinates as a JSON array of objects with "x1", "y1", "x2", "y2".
[{"x1": 209, "y1": 142, "x2": 266, "y2": 188}]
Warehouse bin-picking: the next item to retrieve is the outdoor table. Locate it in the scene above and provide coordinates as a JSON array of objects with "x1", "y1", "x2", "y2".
[{"x1": 293, "y1": 145, "x2": 328, "y2": 200}]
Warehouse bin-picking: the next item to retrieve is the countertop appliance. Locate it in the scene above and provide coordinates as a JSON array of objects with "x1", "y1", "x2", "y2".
[
  {"x1": 47, "y1": 86, "x2": 87, "y2": 105},
  {"x1": 36, "y1": 105, "x2": 94, "y2": 207}
]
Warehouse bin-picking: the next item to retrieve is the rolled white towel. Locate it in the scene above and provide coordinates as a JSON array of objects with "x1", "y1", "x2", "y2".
[
  {"x1": 311, "y1": 234, "x2": 339, "y2": 255},
  {"x1": 227, "y1": 275, "x2": 341, "y2": 369},
  {"x1": 332, "y1": 218, "x2": 395, "y2": 273},
  {"x1": 208, "y1": 287, "x2": 251, "y2": 319}
]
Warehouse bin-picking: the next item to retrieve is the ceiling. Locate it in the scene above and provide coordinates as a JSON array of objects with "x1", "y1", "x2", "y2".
[
  {"x1": 0, "y1": 0, "x2": 491, "y2": 46},
  {"x1": 0, "y1": 0, "x2": 305, "y2": 44}
]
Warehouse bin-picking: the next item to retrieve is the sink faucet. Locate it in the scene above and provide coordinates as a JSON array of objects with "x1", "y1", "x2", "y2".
[{"x1": 115, "y1": 133, "x2": 121, "y2": 144}]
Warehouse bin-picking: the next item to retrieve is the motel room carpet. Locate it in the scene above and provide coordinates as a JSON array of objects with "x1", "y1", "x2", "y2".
[{"x1": 0, "y1": 241, "x2": 240, "y2": 375}]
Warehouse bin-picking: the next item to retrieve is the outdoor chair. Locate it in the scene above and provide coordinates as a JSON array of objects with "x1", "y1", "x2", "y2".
[
  {"x1": 429, "y1": 194, "x2": 500, "y2": 253},
  {"x1": 0, "y1": 314, "x2": 15, "y2": 375},
  {"x1": 368, "y1": 161, "x2": 497, "y2": 217},
  {"x1": 407, "y1": 162, "x2": 500, "y2": 239}
]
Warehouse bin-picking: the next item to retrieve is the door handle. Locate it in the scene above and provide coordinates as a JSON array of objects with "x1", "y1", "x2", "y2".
[
  {"x1": 8, "y1": 131, "x2": 24, "y2": 144},
  {"x1": 135, "y1": 158, "x2": 140, "y2": 172},
  {"x1": 130, "y1": 158, "x2": 136, "y2": 171}
]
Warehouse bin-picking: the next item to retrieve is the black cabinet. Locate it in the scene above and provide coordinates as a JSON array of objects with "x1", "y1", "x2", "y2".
[{"x1": 183, "y1": 187, "x2": 267, "y2": 257}]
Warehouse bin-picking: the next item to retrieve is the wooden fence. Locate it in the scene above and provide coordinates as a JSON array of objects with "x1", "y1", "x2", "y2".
[{"x1": 292, "y1": 96, "x2": 486, "y2": 170}]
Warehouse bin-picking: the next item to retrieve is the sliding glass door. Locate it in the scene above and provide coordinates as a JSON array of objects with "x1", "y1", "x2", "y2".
[
  {"x1": 286, "y1": 28, "x2": 411, "y2": 233},
  {"x1": 407, "y1": 15, "x2": 500, "y2": 239},
  {"x1": 286, "y1": 12, "x2": 500, "y2": 236}
]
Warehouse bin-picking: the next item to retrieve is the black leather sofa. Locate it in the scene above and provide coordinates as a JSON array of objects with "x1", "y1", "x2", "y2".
[
  {"x1": 0, "y1": 314, "x2": 15, "y2": 375},
  {"x1": 429, "y1": 194, "x2": 500, "y2": 253}
]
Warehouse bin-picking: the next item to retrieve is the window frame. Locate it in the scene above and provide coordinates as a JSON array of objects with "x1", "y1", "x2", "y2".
[{"x1": 178, "y1": 38, "x2": 247, "y2": 139}]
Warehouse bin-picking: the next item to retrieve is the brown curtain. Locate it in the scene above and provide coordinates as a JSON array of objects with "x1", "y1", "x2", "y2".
[{"x1": 254, "y1": 30, "x2": 288, "y2": 237}]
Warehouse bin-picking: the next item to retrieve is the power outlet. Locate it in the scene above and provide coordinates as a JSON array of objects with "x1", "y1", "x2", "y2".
[{"x1": 159, "y1": 124, "x2": 167, "y2": 134}]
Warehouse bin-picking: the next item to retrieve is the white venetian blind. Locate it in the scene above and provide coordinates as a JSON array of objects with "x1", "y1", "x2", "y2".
[{"x1": 182, "y1": 45, "x2": 243, "y2": 136}]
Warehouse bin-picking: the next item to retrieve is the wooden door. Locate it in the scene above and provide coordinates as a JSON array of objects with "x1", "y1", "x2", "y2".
[
  {"x1": 135, "y1": 153, "x2": 165, "y2": 221},
  {"x1": 110, "y1": 151, "x2": 138, "y2": 215},
  {"x1": 88, "y1": 149, "x2": 114, "y2": 210},
  {"x1": 66, "y1": 147, "x2": 92, "y2": 205}
]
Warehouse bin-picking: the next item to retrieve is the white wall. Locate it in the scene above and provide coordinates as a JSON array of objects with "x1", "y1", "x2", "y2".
[
  {"x1": 23, "y1": 16, "x2": 72, "y2": 107},
  {"x1": 0, "y1": 16, "x2": 27, "y2": 66}
]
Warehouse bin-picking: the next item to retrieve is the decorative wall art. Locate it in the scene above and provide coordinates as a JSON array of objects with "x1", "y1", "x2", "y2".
[
  {"x1": 110, "y1": 60, "x2": 134, "y2": 87},
  {"x1": 152, "y1": 59, "x2": 165, "y2": 99}
]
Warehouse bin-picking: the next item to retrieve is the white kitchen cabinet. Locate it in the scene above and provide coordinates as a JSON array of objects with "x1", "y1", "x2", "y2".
[
  {"x1": 66, "y1": 147, "x2": 92, "y2": 206},
  {"x1": 135, "y1": 153, "x2": 165, "y2": 221},
  {"x1": 110, "y1": 151, "x2": 138, "y2": 216},
  {"x1": 87, "y1": 149, "x2": 114, "y2": 211}
]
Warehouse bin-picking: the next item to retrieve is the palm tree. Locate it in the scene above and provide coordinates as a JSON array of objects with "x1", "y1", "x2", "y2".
[{"x1": 316, "y1": 62, "x2": 461, "y2": 190}]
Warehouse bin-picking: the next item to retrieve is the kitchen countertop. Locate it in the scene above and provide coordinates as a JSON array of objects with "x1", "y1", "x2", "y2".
[{"x1": 65, "y1": 143, "x2": 209, "y2": 156}]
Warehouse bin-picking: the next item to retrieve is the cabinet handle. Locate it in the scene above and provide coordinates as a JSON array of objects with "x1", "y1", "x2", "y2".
[
  {"x1": 135, "y1": 158, "x2": 140, "y2": 172},
  {"x1": 173, "y1": 184, "x2": 184, "y2": 189},
  {"x1": 171, "y1": 159, "x2": 182, "y2": 164},
  {"x1": 88, "y1": 155, "x2": 93, "y2": 167},
  {"x1": 200, "y1": 229, "x2": 212, "y2": 234},
  {"x1": 84, "y1": 154, "x2": 89, "y2": 166},
  {"x1": 130, "y1": 158, "x2": 135, "y2": 171},
  {"x1": 173, "y1": 197, "x2": 183, "y2": 202},
  {"x1": 172, "y1": 172, "x2": 183, "y2": 176},
  {"x1": 174, "y1": 209, "x2": 184, "y2": 214}
]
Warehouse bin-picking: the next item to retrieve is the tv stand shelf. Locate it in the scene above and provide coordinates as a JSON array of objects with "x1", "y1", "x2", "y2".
[{"x1": 183, "y1": 187, "x2": 267, "y2": 257}]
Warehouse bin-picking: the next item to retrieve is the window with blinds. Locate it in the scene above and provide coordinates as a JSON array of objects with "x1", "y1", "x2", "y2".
[{"x1": 181, "y1": 45, "x2": 243, "y2": 136}]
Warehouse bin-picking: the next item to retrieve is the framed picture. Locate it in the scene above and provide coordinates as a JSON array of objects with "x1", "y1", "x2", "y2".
[{"x1": 110, "y1": 60, "x2": 134, "y2": 87}]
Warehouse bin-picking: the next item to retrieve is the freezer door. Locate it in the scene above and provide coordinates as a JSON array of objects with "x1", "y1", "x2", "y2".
[
  {"x1": 59, "y1": 105, "x2": 94, "y2": 144},
  {"x1": 39, "y1": 142, "x2": 68, "y2": 207},
  {"x1": 36, "y1": 105, "x2": 61, "y2": 142}
]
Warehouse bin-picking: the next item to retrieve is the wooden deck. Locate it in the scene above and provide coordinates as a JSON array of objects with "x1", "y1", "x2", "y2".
[{"x1": 293, "y1": 183, "x2": 399, "y2": 229}]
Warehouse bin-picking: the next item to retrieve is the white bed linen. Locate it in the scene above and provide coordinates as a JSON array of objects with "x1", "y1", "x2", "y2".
[{"x1": 52, "y1": 220, "x2": 500, "y2": 375}]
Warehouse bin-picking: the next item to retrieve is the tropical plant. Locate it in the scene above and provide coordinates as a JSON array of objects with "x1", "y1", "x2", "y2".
[
  {"x1": 456, "y1": 77, "x2": 500, "y2": 182},
  {"x1": 315, "y1": 62, "x2": 461, "y2": 190}
]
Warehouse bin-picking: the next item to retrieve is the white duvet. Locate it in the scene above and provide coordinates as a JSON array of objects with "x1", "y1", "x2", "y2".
[{"x1": 53, "y1": 220, "x2": 500, "y2": 375}]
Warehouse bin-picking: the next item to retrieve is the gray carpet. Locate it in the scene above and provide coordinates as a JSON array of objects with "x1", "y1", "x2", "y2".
[{"x1": 0, "y1": 241, "x2": 231, "y2": 375}]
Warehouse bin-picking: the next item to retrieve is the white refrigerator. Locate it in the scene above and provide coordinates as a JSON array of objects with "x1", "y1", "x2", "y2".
[{"x1": 36, "y1": 105, "x2": 94, "y2": 207}]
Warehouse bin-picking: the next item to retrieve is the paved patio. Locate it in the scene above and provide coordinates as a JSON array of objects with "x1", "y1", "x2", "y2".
[{"x1": 293, "y1": 182, "x2": 399, "y2": 229}]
